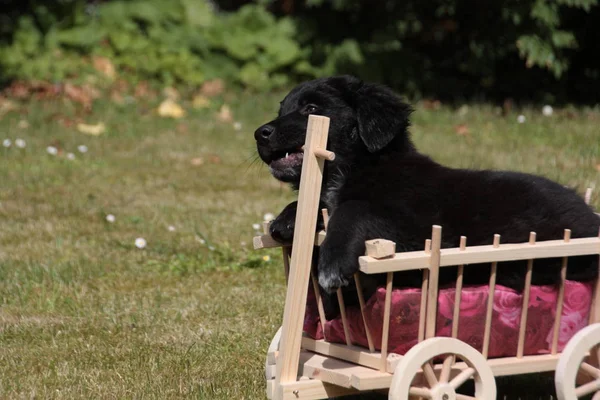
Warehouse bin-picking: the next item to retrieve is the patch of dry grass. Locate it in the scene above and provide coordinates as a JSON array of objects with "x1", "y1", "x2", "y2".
[{"x1": 0, "y1": 92, "x2": 598, "y2": 399}]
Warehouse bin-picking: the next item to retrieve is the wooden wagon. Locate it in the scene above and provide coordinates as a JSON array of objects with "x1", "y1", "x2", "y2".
[{"x1": 253, "y1": 115, "x2": 600, "y2": 400}]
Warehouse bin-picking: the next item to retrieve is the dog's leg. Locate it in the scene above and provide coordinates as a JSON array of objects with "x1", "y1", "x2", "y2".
[{"x1": 317, "y1": 201, "x2": 391, "y2": 293}]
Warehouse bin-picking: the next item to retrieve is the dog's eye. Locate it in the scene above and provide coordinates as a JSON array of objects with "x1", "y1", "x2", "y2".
[{"x1": 305, "y1": 104, "x2": 318, "y2": 114}]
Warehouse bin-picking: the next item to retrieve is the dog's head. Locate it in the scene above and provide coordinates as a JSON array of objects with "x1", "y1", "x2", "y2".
[{"x1": 254, "y1": 75, "x2": 413, "y2": 183}]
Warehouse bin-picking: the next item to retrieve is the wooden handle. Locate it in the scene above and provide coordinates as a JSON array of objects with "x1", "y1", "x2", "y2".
[{"x1": 314, "y1": 147, "x2": 335, "y2": 161}]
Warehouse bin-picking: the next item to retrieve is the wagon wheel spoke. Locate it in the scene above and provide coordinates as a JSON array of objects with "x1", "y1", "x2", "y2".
[
  {"x1": 439, "y1": 354, "x2": 455, "y2": 383},
  {"x1": 408, "y1": 386, "x2": 431, "y2": 398},
  {"x1": 581, "y1": 362, "x2": 600, "y2": 379},
  {"x1": 450, "y1": 367, "x2": 476, "y2": 390},
  {"x1": 575, "y1": 378, "x2": 600, "y2": 398},
  {"x1": 422, "y1": 361, "x2": 438, "y2": 387}
]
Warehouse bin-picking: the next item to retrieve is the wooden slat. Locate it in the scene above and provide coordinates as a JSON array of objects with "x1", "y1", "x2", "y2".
[
  {"x1": 452, "y1": 236, "x2": 467, "y2": 339},
  {"x1": 482, "y1": 234, "x2": 501, "y2": 359},
  {"x1": 301, "y1": 337, "x2": 383, "y2": 370},
  {"x1": 310, "y1": 272, "x2": 327, "y2": 341},
  {"x1": 425, "y1": 226, "x2": 442, "y2": 339},
  {"x1": 321, "y1": 208, "x2": 329, "y2": 230},
  {"x1": 253, "y1": 230, "x2": 326, "y2": 249},
  {"x1": 337, "y1": 288, "x2": 352, "y2": 346},
  {"x1": 552, "y1": 229, "x2": 571, "y2": 354},
  {"x1": 298, "y1": 352, "x2": 563, "y2": 394},
  {"x1": 276, "y1": 115, "x2": 330, "y2": 387},
  {"x1": 300, "y1": 352, "x2": 389, "y2": 389},
  {"x1": 359, "y1": 237, "x2": 600, "y2": 274},
  {"x1": 354, "y1": 273, "x2": 375, "y2": 352},
  {"x1": 517, "y1": 232, "x2": 536, "y2": 358},
  {"x1": 418, "y1": 239, "x2": 432, "y2": 343},
  {"x1": 380, "y1": 272, "x2": 393, "y2": 371}
]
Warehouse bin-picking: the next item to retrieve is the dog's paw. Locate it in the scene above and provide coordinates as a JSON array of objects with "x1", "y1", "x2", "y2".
[
  {"x1": 318, "y1": 267, "x2": 351, "y2": 293},
  {"x1": 318, "y1": 250, "x2": 356, "y2": 293},
  {"x1": 269, "y1": 202, "x2": 297, "y2": 244}
]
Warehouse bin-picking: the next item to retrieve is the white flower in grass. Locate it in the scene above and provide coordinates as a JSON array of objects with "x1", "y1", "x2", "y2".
[
  {"x1": 135, "y1": 238, "x2": 147, "y2": 249},
  {"x1": 106, "y1": 214, "x2": 116, "y2": 223},
  {"x1": 263, "y1": 212, "x2": 275, "y2": 222},
  {"x1": 208, "y1": 245, "x2": 215, "y2": 251},
  {"x1": 15, "y1": 138, "x2": 26, "y2": 148},
  {"x1": 168, "y1": 225, "x2": 176, "y2": 232},
  {"x1": 517, "y1": 115, "x2": 526, "y2": 124},
  {"x1": 46, "y1": 146, "x2": 58, "y2": 155},
  {"x1": 67, "y1": 152, "x2": 76, "y2": 160},
  {"x1": 77, "y1": 145, "x2": 88, "y2": 153},
  {"x1": 252, "y1": 223, "x2": 261, "y2": 230},
  {"x1": 542, "y1": 105, "x2": 553, "y2": 116},
  {"x1": 2, "y1": 139, "x2": 11, "y2": 148},
  {"x1": 233, "y1": 122, "x2": 242, "y2": 131}
]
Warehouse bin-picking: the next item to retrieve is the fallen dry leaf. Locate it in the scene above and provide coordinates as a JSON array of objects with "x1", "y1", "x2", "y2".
[
  {"x1": 158, "y1": 99, "x2": 185, "y2": 119},
  {"x1": 216, "y1": 104, "x2": 233, "y2": 123},
  {"x1": 200, "y1": 79, "x2": 225, "y2": 97},
  {"x1": 208, "y1": 154, "x2": 221, "y2": 164},
  {"x1": 454, "y1": 124, "x2": 470, "y2": 136},
  {"x1": 64, "y1": 83, "x2": 95, "y2": 110},
  {"x1": 596, "y1": 163, "x2": 600, "y2": 172},
  {"x1": 192, "y1": 94, "x2": 210, "y2": 109},
  {"x1": 77, "y1": 122, "x2": 106, "y2": 136},
  {"x1": 92, "y1": 56, "x2": 116, "y2": 79},
  {"x1": 162, "y1": 87, "x2": 180, "y2": 100},
  {"x1": 18, "y1": 120, "x2": 29, "y2": 129},
  {"x1": 190, "y1": 157, "x2": 204, "y2": 166},
  {"x1": 134, "y1": 81, "x2": 156, "y2": 99}
]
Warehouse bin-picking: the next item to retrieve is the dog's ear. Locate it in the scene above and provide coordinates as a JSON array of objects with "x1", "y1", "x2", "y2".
[{"x1": 353, "y1": 82, "x2": 412, "y2": 153}]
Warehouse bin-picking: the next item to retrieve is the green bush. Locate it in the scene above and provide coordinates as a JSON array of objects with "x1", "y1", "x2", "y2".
[
  {"x1": 0, "y1": 0, "x2": 306, "y2": 90},
  {"x1": 1, "y1": 0, "x2": 599, "y2": 101}
]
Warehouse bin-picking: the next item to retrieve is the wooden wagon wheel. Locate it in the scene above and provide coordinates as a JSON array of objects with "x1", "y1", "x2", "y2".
[
  {"x1": 265, "y1": 326, "x2": 282, "y2": 380},
  {"x1": 389, "y1": 337, "x2": 496, "y2": 400},
  {"x1": 555, "y1": 323, "x2": 600, "y2": 400}
]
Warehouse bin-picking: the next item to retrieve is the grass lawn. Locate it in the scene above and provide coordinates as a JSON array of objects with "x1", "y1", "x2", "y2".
[{"x1": 0, "y1": 91, "x2": 599, "y2": 399}]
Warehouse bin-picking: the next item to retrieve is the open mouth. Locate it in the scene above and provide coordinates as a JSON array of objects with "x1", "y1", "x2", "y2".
[{"x1": 269, "y1": 148, "x2": 304, "y2": 170}]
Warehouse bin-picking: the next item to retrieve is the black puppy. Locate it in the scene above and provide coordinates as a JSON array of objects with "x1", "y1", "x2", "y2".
[{"x1": 255, "y1": 75, "x2": 600, "y2": 318}]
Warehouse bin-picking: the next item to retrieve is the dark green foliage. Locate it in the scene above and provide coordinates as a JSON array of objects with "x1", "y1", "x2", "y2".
[
  {"x1": 0, "y1": 0, "x2": 599, "y2": 101},
  {"x1": 263, "y1": 0, "x2": 600, "y2": 102}
]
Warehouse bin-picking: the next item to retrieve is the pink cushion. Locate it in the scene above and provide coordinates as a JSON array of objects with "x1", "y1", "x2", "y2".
[{"x1": 304, "y1": 280, "x2": 593, "y2": 358}]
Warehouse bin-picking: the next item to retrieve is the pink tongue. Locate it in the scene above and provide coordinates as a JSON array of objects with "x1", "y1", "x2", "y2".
[{"x1": 271, "y1": 152, "x2": 303, "y2": 168}]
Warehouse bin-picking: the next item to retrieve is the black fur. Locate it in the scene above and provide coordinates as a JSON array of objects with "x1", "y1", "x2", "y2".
[{"x1": 255, "y1": 76, "x2": 600, "y2": 319}]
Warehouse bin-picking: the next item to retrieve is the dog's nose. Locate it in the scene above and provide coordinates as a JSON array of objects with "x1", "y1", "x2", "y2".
[{"x1": 254, "y1": 124, "x2": 274, "y2": 143}]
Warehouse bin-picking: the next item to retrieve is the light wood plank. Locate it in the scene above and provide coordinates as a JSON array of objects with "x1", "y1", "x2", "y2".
[
  {"x1": 354, "y1": 273, "x2": 375, "y2": 352},
  {"x1": 483, "y1": 234, "x2": 500, "y2": 359},
  {"x1": 276, "y1": 115, "x2": 331, "y2": 388},
  {"x1": 301, "y1": 337, "x2": 383, "y2": 371},
  {"x1": 552, "y1": 229, "x2": 571, "y2": 354},
  {"x1": 517, "y1": 232, "x2": 536, "y2": 358},
  {"x1": 253, "y1": 230, "x2": 326, "y2": 250},
  {"x1": 359, "y1": 237, "x2": 600, "y2": 274},
  {"x1": 337, "y1": 288, "x2": 352, "y2": 346},
  {"x1": 380, "y1": 272, "x2": 393, "y2": 371},
  {"x1": 425, "y1": 226, "x2": 442, "y2": 339},
  {"x1": 365, "y1": 239, "x2": 396, "y2": 259}
]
